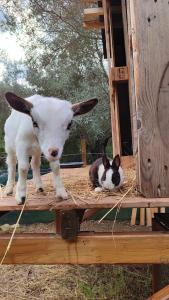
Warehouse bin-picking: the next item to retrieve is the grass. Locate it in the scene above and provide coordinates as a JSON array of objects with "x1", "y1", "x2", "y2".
[{"x1": 0, "y1": 264, "x2": 152, "y2": 300}]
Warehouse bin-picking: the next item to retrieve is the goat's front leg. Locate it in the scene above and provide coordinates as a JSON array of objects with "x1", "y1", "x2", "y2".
[
  {"x1": 31, "y1": 152, "x2": 44, "y2": 193},
  {"x1": 16, "y1": 153, "x2": 29, "y2": 205},
  {"x1": 5, "y1": 150, "x2": 16, "y2": 195},
  {"x1": 50, "y1": 161, "x2": 68, "y2": 201}
]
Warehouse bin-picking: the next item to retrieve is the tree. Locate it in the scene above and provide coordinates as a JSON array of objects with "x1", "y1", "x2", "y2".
[{"x1": 0, "y1": 0, "x2": 112, "y2": 157}]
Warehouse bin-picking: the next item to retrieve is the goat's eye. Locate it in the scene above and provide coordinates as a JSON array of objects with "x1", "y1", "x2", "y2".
[
  {"x1": 67, "y1": 121, "x2": 73, "y2": 130},
  {"x1": 33, "y1": 121, "x2": 38, "y2": 128}
]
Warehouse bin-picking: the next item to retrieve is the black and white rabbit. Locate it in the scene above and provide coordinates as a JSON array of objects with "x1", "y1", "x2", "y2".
[{"x1": 89, "y1": 154, "x2": 124, "y2": 192}]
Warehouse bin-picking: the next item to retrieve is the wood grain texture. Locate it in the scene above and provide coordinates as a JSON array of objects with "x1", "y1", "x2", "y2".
[
  {"x1": 129, "y1": 0, "x2": 169, "y2": 197},
  {"x1": 84, "y1": 7, "x2": 104, "y2": 20},
  {"x1": 1, "y1": 195, "x2": 169, "y2": 211},
  {"x1": 130, "y1": 207, "x2": 137, "y2": 225},
  {"x1": 1, "y1": 232, "x2": 169, "y2": 264},
  {"x1": 147, "y1": 284, "x2": 169, "y2": 300},
  {"x1": 81, "y1": 0, "x2": 101, "y2": 3},
  {"x1": 102, "y1": 0, "x2": 121, "y2": 155},
  {"x1": 80, "y1": 137, "x2": 87, "y2": 166},
  {"x1": 83, "y1": 20, "x2": 104, "y2": 29},
  {"x1": 111, "y1": 66, "x2": 128, "y2": 82},
  {"x1": 126, "y1": 0, "x2": 139, "y2": 193}
]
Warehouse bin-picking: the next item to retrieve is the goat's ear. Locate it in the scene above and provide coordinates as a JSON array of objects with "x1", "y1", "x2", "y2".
[
  {"x1": 72, "y1": 98, "x2": 98, "y2": 116},
  {"x1": 5, "y1": 92, "x2": 33, "y2": 115}
]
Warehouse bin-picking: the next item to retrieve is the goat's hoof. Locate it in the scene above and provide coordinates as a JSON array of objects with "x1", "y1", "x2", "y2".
[
  {"x1": 5, "y1": 186, "x2": 13, "y2": 196},
  {"x1": 20, "y1": 196, "x2": 26, "y2": 204},
  {"x1": 56, "y1": 190, "x2": 68, "y2": 201},
  {"x1": 6, "y1": 191, "x2": 13, "y2": 196},
  {"x1": 16, "y1": 195, "x2": 26, "y2": 205}
]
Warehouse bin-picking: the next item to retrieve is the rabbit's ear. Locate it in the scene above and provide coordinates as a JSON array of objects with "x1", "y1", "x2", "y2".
[
  {"x1": 102, "y1": 154, "x2": 110, "y2": 169},
  {"x1": 112, "y1": 155, "x2": 121, "y2": 170}
]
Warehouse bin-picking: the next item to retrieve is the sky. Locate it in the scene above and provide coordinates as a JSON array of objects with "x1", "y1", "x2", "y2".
[{"x1": 0, "y1": 32, "x2": 24, "y2": 80}]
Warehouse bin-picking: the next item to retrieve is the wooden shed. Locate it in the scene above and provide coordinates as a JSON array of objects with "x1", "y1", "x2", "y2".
[
  {"x1": 1, "y1": 1, "x2": 169, "y2": 298},
  {"x1": 83, "y1": 0, "x2": 169, "y2": 199}
]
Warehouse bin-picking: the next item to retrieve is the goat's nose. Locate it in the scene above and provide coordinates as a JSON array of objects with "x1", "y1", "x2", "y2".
[{"x1": 48, "y1": 148, "x2": 59, "y2": 158}]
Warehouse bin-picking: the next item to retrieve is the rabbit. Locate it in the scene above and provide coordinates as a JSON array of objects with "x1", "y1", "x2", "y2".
[{"x1": 89, "y1": 154, "x2": 124, "y2": 192}]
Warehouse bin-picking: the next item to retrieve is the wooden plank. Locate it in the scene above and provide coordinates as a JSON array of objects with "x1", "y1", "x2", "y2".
[
  {"x1": 83, "y1": 20, "x2": 104, "y2": 29},
  {"x1": 125, "y1": 0, "x2": 138, "y2": 160},
  {"x1": 102, "y1": 0, "x2": 121, "y2": 155},
  {"x1": 152, "y1": 218, "x2": 165, "y2": 295},
  {"x1": 84, "y1": 7, "x2": 104, "y2": 19},
  {"x1": 147, "y1": 284, "x2": 169, "y2": 300},
  {"x1": 0, "y1": 194, "x2": 169, "y2": 211},
  {"x1": 130, "y1": 207, "x2": 137, "y2": 225},
  {"x1": 111, "y1": 66, "x2": 128, "y2": 82},
  {"x1": 160, "y1": 208, "x2": 166, "y2": 213},
  {"x1": 140, "y1": 208, "x2": 145, "y2": 226},
  {"x1": 129, "y1": 0, "x2": 169, "y2": 197},
  {"x1": 1, "y1": 232, "x2": 169, "y2": 264},
  {"x1": 146, "y1": 208, "x2": 152, "y2": 227},
  {"x1": 81, "y1": 0, "x2": 101, "y2": 3},
  {"x1": 83, "y1": 208, "x2": 99, "y2": 220},
  {"x1": 108, "y1": 1, "x2": 121, "y2": 156}
]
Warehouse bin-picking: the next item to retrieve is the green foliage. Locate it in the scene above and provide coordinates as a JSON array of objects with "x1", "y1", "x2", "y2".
[{"x1": 0, "y1": 0, "x2": 112, "y2": 156}]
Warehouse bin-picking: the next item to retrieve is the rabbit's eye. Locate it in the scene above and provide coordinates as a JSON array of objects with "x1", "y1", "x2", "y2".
[{"x1": 112, "y1": 171, "x2": 120, "y2": 186}]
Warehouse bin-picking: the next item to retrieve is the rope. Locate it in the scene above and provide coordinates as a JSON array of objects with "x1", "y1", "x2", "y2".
[
  {"x1": 98, "y1": 176, "x2": 136, "y2": 223},
  {"x1": 0, "y1": 199, "x2": 27, "y2": 265}
]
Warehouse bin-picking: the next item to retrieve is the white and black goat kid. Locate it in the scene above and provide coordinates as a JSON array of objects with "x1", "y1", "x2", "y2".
[{"x1": 4, "y1": 92, "x2": 98, "y2": 204}]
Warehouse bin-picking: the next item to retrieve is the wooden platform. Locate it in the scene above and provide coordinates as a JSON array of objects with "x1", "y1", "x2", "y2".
[{"x1": 1, "y1": 165, "x2": 169, "y2": 211}]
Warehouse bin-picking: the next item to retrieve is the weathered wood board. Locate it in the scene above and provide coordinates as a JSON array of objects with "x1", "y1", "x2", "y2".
[
  {"x1": 1, "y1": 194, "x2": 169, "y2": 211},
  {"x1": 1, "y1": 232, "x2": 169, "y2": 264},
  {"x1": 102, "y1": 0, "x2": 121, "y2": 155},
  {"x1": 129, "y1": 0, "x2": 169, "y2": 197},
  {"x1": 147, "y1": 284, "x2": 169, "y2": 300}
]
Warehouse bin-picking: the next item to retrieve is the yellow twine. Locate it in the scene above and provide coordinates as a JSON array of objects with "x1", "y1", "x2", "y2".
[
  {"x1": 98, "y1": 176, "x2": 136, "y2": 224},
  {"x1": 0, "y1": 199, "x2": 27, "y2": 265}
]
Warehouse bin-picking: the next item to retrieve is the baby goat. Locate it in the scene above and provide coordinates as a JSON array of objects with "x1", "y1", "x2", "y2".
[{"x1": 4, "y1": 92, "x2": 98, "y2": 204}]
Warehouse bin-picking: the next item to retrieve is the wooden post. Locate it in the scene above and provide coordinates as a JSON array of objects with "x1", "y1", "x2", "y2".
[
  {"x1": 55, "y1": 209, "x2": 85, "y2": 241},
  {"x1": 128, "y1": 0, "x2": 169, "y2": 197},
  {"x1": 55, "y1": 210, "x2": 61, "y2": 234},
  {"x1": 152, "y1": 218, "x2": 164, "y2": 294},
  {"x1": 140, "y1": 208, "x2": 145, "y2": 226},
  {"x1": 130, "y1": 207, "x2": 137, "y2": 226},
  {"x1": 80, "y1": 137, "x2": 87, "y2": 166},
  {"x1": 102, "y1": 0, "x2": 121, "y2": 155}
]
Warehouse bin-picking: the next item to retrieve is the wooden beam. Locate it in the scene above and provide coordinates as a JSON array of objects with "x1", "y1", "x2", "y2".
[
  {"x1": 111, "y1": 66, "x2": 129, "y2": 83},
  {"x1": 2, "y1": 232, "x2": 169, "y2": 264},
  {"x1": 83, "y1": 20, "x2": 104, "y2": 29},
  {"x1": 80, "y1": 137, "x2": 87, "y2": 166},
  {"x1": 84, "y1": 7, "x2": 104, "y2": 19},
  {"x1": 147, "y1": 284, "x2": 169, "y2": 300},
  {"x1": 81, "y1": 0, "x2": 101, "y2": 3},
  {"x1": 1, "y1": 195, "x2": 169, "y2": 211},
  {"x1": 124, "y1": 0, "x2": 138, "y2": 159},
  {"x1": 102, "y1": 0, "x2": 121, "y2": 155}
]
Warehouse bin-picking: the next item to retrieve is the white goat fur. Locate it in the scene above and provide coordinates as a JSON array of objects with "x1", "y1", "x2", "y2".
[{"x1": 4, "y1": 94, "x2": 97, "y2": 204}]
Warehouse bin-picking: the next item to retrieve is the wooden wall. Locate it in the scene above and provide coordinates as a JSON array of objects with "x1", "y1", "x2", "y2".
[{"x1": 127, "y1": 0, "x2": 169, "y2": 197}]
